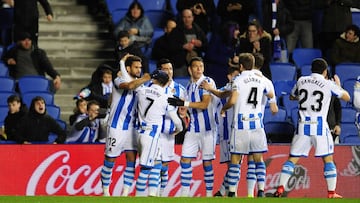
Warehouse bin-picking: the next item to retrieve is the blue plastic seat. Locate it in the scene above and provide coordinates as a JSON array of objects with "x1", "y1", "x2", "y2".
[
  {"x1": 18, "y1": 76, "x2": 50, "y2": 94},
  {"x1": 0, "y1": 91, "x2": 16, "y2": 106},
  {"x1": 111, "y1": 8, "x2": 127, "y2": 26},
  {"x1": 282, "y1": 96, "x2": 298, "y2": 119},
  {"x1": 105, "y1": 0, "x2": 133, "y2": 13},
  {"x1": 273, "y1": 80, "x2": 296, "y2": 97},
  {"x1": 46, "y1": 104, "x2": 61, "y2": 119},
  {"x1": 342, "y1": 78, "x2": 356, "y2": 107},
  {"x1": 22, "y1": 91, "x2": 54, "y2": 108},
  {"x1": 341, "y1": 107, "x2": 357, "y2": 123},
  {"x1": 292, "y1": 48, "x2": 322, "y2": 69},
  {"x1": 352, "y1": 12, "x2": 360, "y2": 28},
  {"x1": 264, "y1": 121, "x2": 295, "y2": 143},
  {"x1": 340, "y1": 123, "x2": 358, "y2": 143},
  {"x1": 335, "y1": 63, "x2": 360, "y2": 86},
  {"x1": 290, "y1": 107, "x2": 299, "y2": 128},
  {"x1": 263, "y1": 106, "x2": 287, "y2": 124},
  {"x1": 0, "y1": 76, "x2": 15, "y2": 92},
  {"x1": 145, "y1": 10, "x2": 173, "y2": 29},
  {"x1": 269, "y1": 63, "x2": 296, "y2": 82},
  {"x1": 300, "y1": 64, "x2": 312, "y2": 76},
  {"x1": 139, "y1": 0, "x2": 166, "y2": 11},
  {"x1": 0, "y1": 62, "x2": 9, "y2": 76},
  {"x1": 57, "y1": 119, "x2": 67, "y2": 130},
  {"x1": 0, "y1": 105, "x2": 8, "y2": 123}
]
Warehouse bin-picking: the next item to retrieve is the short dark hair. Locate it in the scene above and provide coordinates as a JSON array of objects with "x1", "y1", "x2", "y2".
[
  {"x1": 311, "y1": 58, "x2": 328, "y2": 74},
  {"x1": 87, "y1": 100, "x2": 100, "y2": 111},
  {"x1": 346, "y1": 24, "x2": 360, "y2": 36},
  {"x1": 7, "y1": 94, "x2": 21, "y2": 103},
  {"x1": 117, "y1": 30, "x2": 130, "y2": 40},
  {"x1": 125, "y1": 55, "x2": 142, "y2": 67},
  {"x1": 252, "y1": 53, "x2": 264, "y2": 70},
  {"x1": 157, "y1": 58, "x2": 172, "y2": 69},
  {"x1": 238, "y1": 53, "x2": 254, "y2": 70},
  {"x1": 188, "y1": 57, "x2": 203, "y2": 67}
]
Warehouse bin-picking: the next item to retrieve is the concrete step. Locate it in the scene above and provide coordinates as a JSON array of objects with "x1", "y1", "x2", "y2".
[
  {"x1": 50, "y1": 58, "x2": 116, "y2": 68},
  {"x1": 39, "y1": 21, "x2": 108, "y2": 32},
  {"x1": 38, "y1": 39, "x2": 114, "y2": 50},
  {"x1": 45, "y1": 49, "x2": 114, "y2": 59},
  {"x1": 56, "y1": 67, "x2": 97, "y2": 77}
]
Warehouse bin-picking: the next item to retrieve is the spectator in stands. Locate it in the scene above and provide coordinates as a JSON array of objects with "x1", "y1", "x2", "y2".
[
  {"x1": 1, "y1": 0, "x2": 13, "y2": 7},
  {"x1": 1, "y1": 32, "x2": 61, "y2": 93},
  {"x1": 233, "y1": 20, "x2": 272, "y2": 79},
  {"x1": 15, "y1": 96, "x2": 67, "y2": 144},
  {"x1": 176, "y1": 0, "x2": 216, "y2": 34},
  {"x1": 13, "y1": 0, "x2": 53, "y2": 46},
  {"x1": 113, "y1": 1, "x2": 154, "y2": 48},
  {"x1": 69, "y1": 98, "x2": 87, "y2": 126},
  {"x1": 151, "y1": 19, "x2": 177, "y2": 60},
  {"x1": 282, "y1": 0, "x2": 313, "y2": 60},
  {"x1": 167, "y1": 9, "x2": 208, "y2": 76},
  {"x1": 262, "y1": 0, "x2": 294, "y2": 39},
  {"x1": 75, "y1": 64, "x2": 115, "y2": 109},
  {"x1": 115, "y1": 30, "x2": 149, "y2": 73},
  {"x1": 314, "y1": 0, "x2": 360, "y2": 58},
  {"x1": 0, "y1": 94, "x2": 27, "y2": 141},
  {"x1": 66, "y1": 100, "x2": 104, "y2": 143},
  {"x1": 217, "y1": 0, "x2": 255, "y2": 34},
  {"x1": 331, "y1": 24, "x2": 360, "y2": 67}
]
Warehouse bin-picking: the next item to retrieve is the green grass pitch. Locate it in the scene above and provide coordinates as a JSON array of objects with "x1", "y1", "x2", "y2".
[{"x1": 0, "y1": 196, "x2": 359, "y2": 203}]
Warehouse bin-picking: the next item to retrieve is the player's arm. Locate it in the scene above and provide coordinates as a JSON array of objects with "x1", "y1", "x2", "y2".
[
  {"x1": 333, "y1": 74, "x2": 351, "y2": 102},
  {"x1": 200, "y1": 80, "x2": 231, "y2": 98},
  {"x1": 118, "y1": 73, "x2": 151, "y2": 90},
  {"x1": 221, "y1": 90, "x2": 238, "y2": 115},
  {"x1": 168, "y1": 94, "x2": 212, "y2": 110},
  {"x1": 168, "y1": 109, "x2": 184, "y2": 133}
]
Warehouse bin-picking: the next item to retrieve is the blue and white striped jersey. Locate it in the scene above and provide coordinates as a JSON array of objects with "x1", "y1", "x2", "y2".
[
  {"x1": 67, "y1": 114, "x2": 100, "y2": 143},
  {"x1": 185, "y1": 75, "x2": 216, "y2": 133},
  {"x1": 161, "y1": 80, "x2": 186, "y2": 134},
  {"x1": 107, "y1": 76, "x2": 138, "y2": 130},
  {"x1": 231, "y1": 70, "x2": 272, "y2": 130},
  {"x1": 291, "y1": 73, "x2": 345, "y2": 136}
]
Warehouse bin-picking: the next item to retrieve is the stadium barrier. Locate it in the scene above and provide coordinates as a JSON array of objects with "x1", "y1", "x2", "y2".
[{"x1": 0, "y1": 144, "x2": 359, "y2": 197}]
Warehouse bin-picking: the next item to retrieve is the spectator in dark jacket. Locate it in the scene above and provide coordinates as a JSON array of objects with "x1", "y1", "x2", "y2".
[
  {"x1": 16, "y1": 96, "x2": 67, "y2": 144},
  {"x1": 1, "y1": 94, "x2": 27, "y2": 141},
  {"x1": 14, "y1": 0, "x2": 53, "y2": 46},
  {"x1": 2, "y1": 32, "x2": 61, "y2": 93},
  {"x1": 167, "y1": 9, "x2": 208, "y2": 76},
  {"x1": 331, "y1": 24, "x2": 360, "y2": 67},
  {"x1": 152, "y1": 19, "x2": 177, "y2": 60},
  {"x1": 115, "y1": 30, "x2": 149, "y2": 73}
]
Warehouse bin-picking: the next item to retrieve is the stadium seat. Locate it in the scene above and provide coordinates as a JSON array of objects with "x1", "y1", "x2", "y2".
[
  {"x1": 149, "y1": 60, "x2": 157, "y2": 73},
  {"x1": 0, "y1": 62, "x2": 9, "y2": 77},
  {"x1": 0, "y1": 76, "x2": 15, "y2": 92},
  {"x1": 282, "y1": 96, "x2": 298, "y2": 119},
  {"x1": 269, "y1": 63, "x2": 296, "y2": 82},
  {"x1": 0, "y1": 105, "x2": 8, "y2": 123},
  {"x1": 342, "y1": 78, "x2": 356, "y2": 107},
  {"x1": 300, "y1": 64, "x2": 312, "y2": 76},
  {"x1": 342, "y1": 135, "x2": 360, "y2": 144},
  {"x1": 57, "y1": 119, "x2": 67, "y2": 130},
  {"x1": 139, "y1": 0, "x2": 166, "y2": 11},
  {"x1": 292, "y1": 48, "x2": 322, "y2": 69},
  {"x1": 18, "y1": 76, "x2": 50, "y2": 94},
  {"x1": 273, "y1": 80, "x2": 296, "y2": 97},
  {"x1": 151, "y1": 28, "x2": 164, "y2": 47},
  {"x1": 263, "y1": 106, "x2": 287, "y2": 124},
  {"x1": 341, "y1": 107, "x2": 357, "y2": 123},
  {"x1": 146, "y1": 10, "x2": 173, "y2": 29},
  {"x1": 22, "y1": 91, "x2": 54, "y2": 108},
  {"x1": 174, "y1": 76, "x2": 190, "y2": 87},
  {"x1": 352, "y1": 12, "x2": 360, "y2": 28},
  {"x1": 264, "y1": 121, "x2": 295, "y2": 143},
  {"x1": 46, "y1": 104, "x2": 61, "y2": 119},
  {"x1": 340, "y1": 123, "x2": 358, "y2": 143},
  {"x1": 105, "y1": 0, "x2": 133, "y2": 13},
  {"x1": 111, "y1": 8, "x2": 127, "y2": 26},
  {"x1": 335, "y1": 63, "x2": 360, "y2": 84},
  {"x1": 0, "y1": 91, "x2": 15, "y2": 106}
]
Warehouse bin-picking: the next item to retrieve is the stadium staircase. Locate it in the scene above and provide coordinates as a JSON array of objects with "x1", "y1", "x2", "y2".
[{"x1": 38, "y1": 0, "x2": 114, "y2": 123}]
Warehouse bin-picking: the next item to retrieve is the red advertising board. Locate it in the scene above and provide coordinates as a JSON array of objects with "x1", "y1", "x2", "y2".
[{"x1": 0, "y1": 144, "x2": 359, "y2": 197}]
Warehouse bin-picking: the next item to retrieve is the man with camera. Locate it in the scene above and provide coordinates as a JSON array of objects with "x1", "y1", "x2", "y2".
[{"x1": 66, "y1": 100, "x2": 106, "y2": 143}]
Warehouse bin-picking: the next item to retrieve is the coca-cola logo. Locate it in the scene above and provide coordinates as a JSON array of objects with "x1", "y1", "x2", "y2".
[
  {"x1": 264, "y1": 154, "x2": 310, "y2": 197},
  {"x1": 26, "y1": 150, "x2": 205, "y2": 196},
  {"x1": 340, "y1": 146, "x2": 360, "y2": 176}
]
